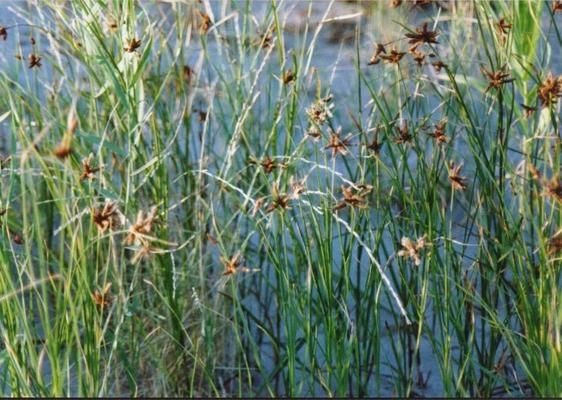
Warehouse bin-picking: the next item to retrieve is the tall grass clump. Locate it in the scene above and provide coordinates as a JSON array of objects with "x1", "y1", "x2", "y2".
[{"x1": 0, "y1": 0, "x2": 562, "y2": 396}]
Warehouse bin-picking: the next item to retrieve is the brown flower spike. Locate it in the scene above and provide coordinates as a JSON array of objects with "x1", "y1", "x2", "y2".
[
  {"x1": 448, "y1": 162, "x2": 467, "y2": 191},
  {"x1": 496, "y1": 18, "x2": 512, "y2": 35},
  {"x1": 92, "y1": 283, "x2": 112, "y2": 309},
  {"x1": 481, "y1": 65, "x2": 514, "y2": 93},
  {"x1": 92, "y1": 202, "x2": 121, "y2": 233},
  {"x1": 368, "y1": 43, "x2": 387, "y2": 65},
  {"x1": 394, "y1": 121, "x2": 413, "y2": 145},
  {"x1": 365, "y1": 134, "x2": 383, "y2": 156},
  {"x1": 381, "y1": 49, "x2": 406, "y2": 65},
  {"x1": 325, "y1": 130, "x2": 352, "y2": 157},
  {"x1": 125, "y1": 207, "x2": 158, "y2": 245},
  {"x1": 334, "y1": 185, "x2": 372, "y2": 210},
  {"x1": 306, "y1": 95, "x2": 334, "y2": 126},
  {"x1": 266, "y1": 184, "x2": 291, "y2": 213},
  {"x1": 431, "y1": 60, "x2": 447, "y2": 72},
  {"x1": 80, "y1": 154, "x2": 102, "y2": 182},
  {"x1": 282, "y1": 69, "x2": 295, "y2": 85},
  {"x1": 544, "y1": 177, "x2": 562, "y2": 203},
  {"x1": 398, "y1": 234, "x2": 429, "y2": 266},
  {"x1": 405, "y1": 22, "x2": 439, "y2": 48},
  {"x1": 124, "y1": 38, "x2": 141, "y2": 53},
  {"x1": 220, "y1": 252, "x2": 256, "y2": 276},
  {"x1": 427, "y1": 120, "x2": 449, "y2": 145},
  {"x1": 28, "y1": 54, "x2": 42, "y2": 69},
  {"x1": 538, "y1": 72, "x2": 562, "y2": 108}
]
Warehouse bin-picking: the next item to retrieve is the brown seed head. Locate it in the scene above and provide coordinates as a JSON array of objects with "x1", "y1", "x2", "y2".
[
  {"x1": 80, "y1": 154, "x2": 102, "y2": 182},
  {"x1": 380, "y1": 48, "x2": 406, "y2": 65},
  {"x1": 92, "y1": 283, "x2": 112, "y2": 309},
  {"x1": 92, "y1": 201, "x2": 121, "y2": 233},
  {"x1": 481, "y1": 65, "x2": 514, "y2": 93},
  {"x1": 126, "y1": 206, "x2": 158, "y2": 245},
  {"x1": 282, "y1": 69, "x2": 295, "y2": 85},
  {"x1": 431, "y1": 60, "x2": 447, "y2": 72},
  {"x1": 334, "y1": 184, "x2": 372, "y2": 210},
  {"x1": 447, "y1": 162, "x2": 468, "y2": 191},
  {"x1": 124, "y1": 37, "x2": 141, "y2": 53},
  {"x1": 306, "y1": 95, "x2": 334, "y2": 125},
  {"x1": 397, "y1": 234, "x2": 429, "y2": 266},
  {"x1": 28, "y1": 54, "x2": 42, "y2": 69},
  {"x1": 427, "y1": 120, "x2": 449, "y2": 144},
  {"x1": 394, "y1": 121, "x2": 413, "y2": 144},
  {"x1": 405, "y1": 22, "x2": 439, "y2": 47},
  {"x1": 266, "y1": 184, "x2": 291, "y2": 213},
  {"x1": 324, "y1": 130, "x2": 352, "y2": 157},
  {"x1": 496, "y1": 17, "x2": 512, "y2": 35},
  {"x1": 544, "y1": 177, "x2": 562, "y2": 203},
  {"x1": 538, "y1": 72, "x2": 562, "y2": 108},
  {"x1": 197, "y1": 10, "x2": 212, "y2": 34}
]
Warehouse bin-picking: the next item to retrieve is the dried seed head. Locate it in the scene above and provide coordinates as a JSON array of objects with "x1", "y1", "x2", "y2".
[
  {"x1": 306, "y1": 96, "x2": 334, "y2": 126},
  {"x1": 538, "y1": 72, "x2": 562, "y2": 108},
  {"x1": 324, "y1": 129, "x2": 352, "y2": 157},
  {"x1": 306, "y1": 126, "x2": 322, "y2": 141},
  {"x1": 0, "y1": 26, "x2": 7, "y2": 41},
  {"x1": 481, "y1": 65, "x2": 514, "y2": 93},
  {"x1": 380, "y1": 48, "x2": 406, "y2": 65},
  {"x1": 410, "y1": 49, "x2": 426, "y2": 66},
  {"x1": 528, "y1": 163, "x2": 541, "y2": 182},
  {"x1": 92, "y1": 283, "x2": 112, "y2": 309},
  {"x1": 282, "y1": 69, "x2": 295, "y2": 85},
  {"x1": 220, "y1": 252, "x2": 258, "y2": 276},
  {"x1": 496, "y1": 17, "x2": 512, "y2": 35},
  {"x1": 548, "y1": 232, "x2": 562, "y2": 256},
  {"x1": 125, "y1": 206, "x2": 158, "y2": 246},
  {"x1": 394, "y1": 121, "x2": 413, "y2": 144},
  {"x1": 80, "y1": 153, "x2": 102, "y2": 182},
  {"x1": 28, "y1": 54, "x2": 42, "y2": 69},
  {"x1": 365, "y1": 134, "x2": 383, "y2": 156},
  {"x1": 368, "y1": 43, "x2": 387, "y2": 65},
  {"x1": 197, "y1": 10, "x2": 212, "y2": 34},
  {"x1": 334, "y1": 184, "x2": 371, "y2": 210},
  {"x1": 92, "y1": 201, "x2": 121, "y2": 233},
  {"x1": 290, "y1": 177, "x2": 306, "y2": 199},
  {"x1": 405, "y1": 22, "x2": 439, "y2": 48},
  {"x1": 124, "y1": 37, "x2": 141, "y2": 53},
  {"x1": 431, "y1": 60, "x2": 447, "y2": 72},
  {"x1": 131, "y1": 243, "x2": 162, "y2": 265},
  {"x1": 544, "y1": 177, "x2": 562, "y2": 203},
  {"x1": 447, "y1": 162, "x2": 467, "y2": 191},
  {"x1": 53, "y1": 143, "x2": 72, "y2": 159},
  {"x1": 427, "y1": 120, "x2": 449, "y2": 144},
  {"x1": 183, "y1": 65, "x2": 194, "y2": 83},
  {"x1": 10, "y1": 228, "x2": 24, "y2": 245},
  {"x1": 259, "y1": 156, "x2": 286, "y2": 174},
  {"x1": 398, "y1": 234, "x2": 429, "y2": 266},
  {"x1": 266, "y1": 184, "x2": 291, "y2": 213}
]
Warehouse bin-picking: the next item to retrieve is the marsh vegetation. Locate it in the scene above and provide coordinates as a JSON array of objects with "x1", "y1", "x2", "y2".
[{"x1": 1, "y1": 0, "x2": 562, "y2": 396}]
